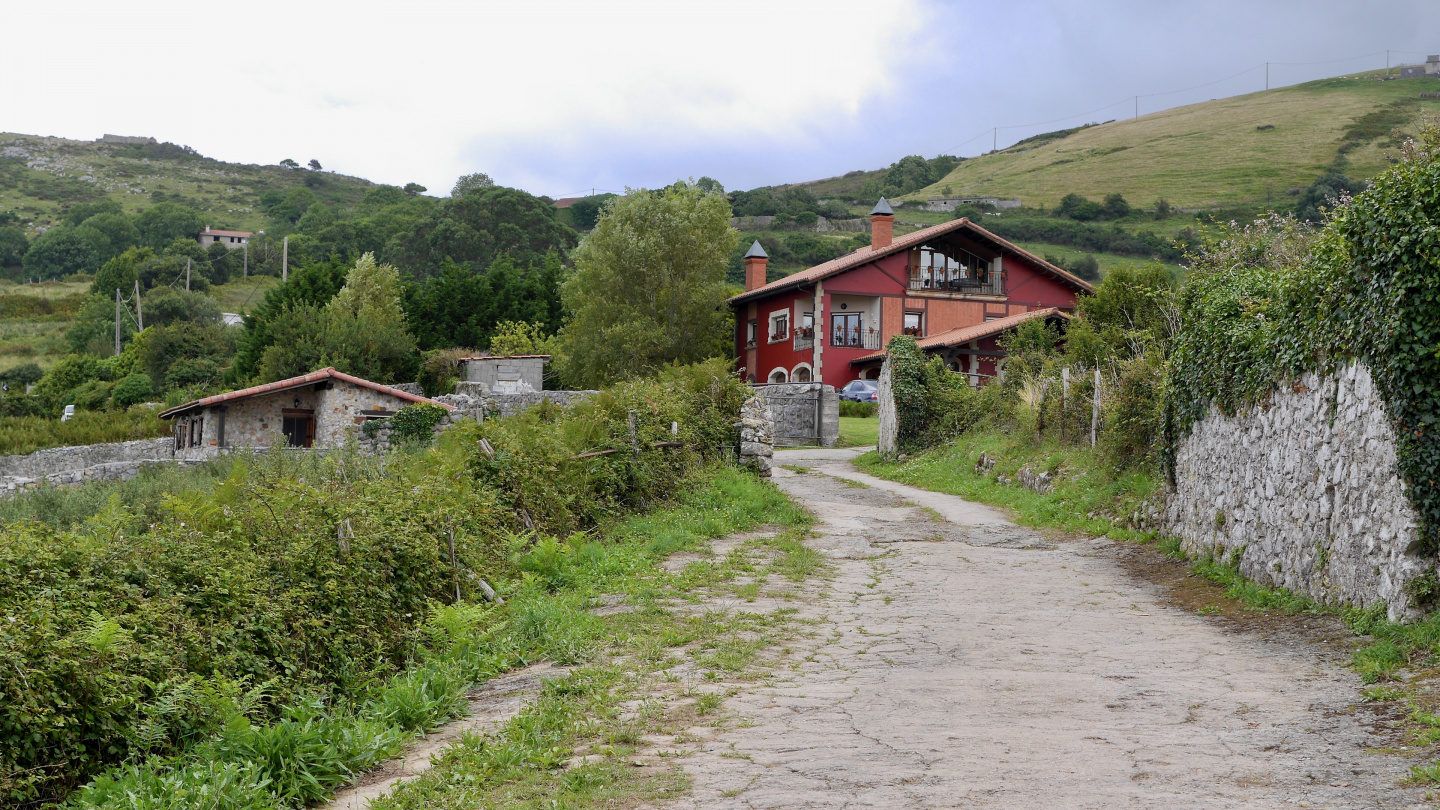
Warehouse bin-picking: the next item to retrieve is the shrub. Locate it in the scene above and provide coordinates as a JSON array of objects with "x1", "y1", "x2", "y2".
[
  {"x1": 839, "y1": 400, "x2": 876, "y2": 418},
  {"x1": 110, "y1": 372, "x2": 154, "y2": 408},
  {"x1": 390, "y1": 402, "x2": 449, "y2": 443}
]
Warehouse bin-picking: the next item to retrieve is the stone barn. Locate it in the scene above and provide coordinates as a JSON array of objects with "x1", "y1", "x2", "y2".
[{"x1": 159, "y1": 367, "x2": 453, "y2": 460}]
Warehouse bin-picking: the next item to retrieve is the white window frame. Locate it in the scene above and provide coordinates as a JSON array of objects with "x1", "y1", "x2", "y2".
[
  {"x1": 767, "y1": 367, "x2": 789, "y2": 384},
  {"x1": 767, "y1": 308, "x2": 789, "y2": 344},
  {"x1": 790, "y1": 362, "x2": 813, "y2": 382}
]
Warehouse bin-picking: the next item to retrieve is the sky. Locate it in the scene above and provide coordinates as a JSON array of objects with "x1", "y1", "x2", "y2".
[{"x1": 4, "y1": 0, "x2": 1439, "y2": 199}]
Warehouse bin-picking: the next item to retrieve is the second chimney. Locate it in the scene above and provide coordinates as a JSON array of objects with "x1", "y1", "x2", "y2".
[
  {"x1": 743, "y1": 240, "x2": 769, "y2": 291},
  {"x1": 870, "y1": 197, "x2": 894, "y2": 249}
]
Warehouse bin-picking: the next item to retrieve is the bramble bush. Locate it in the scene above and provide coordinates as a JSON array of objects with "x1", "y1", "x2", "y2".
[{"x1": 0, "y1": 361, "x2": 750, "y2": 805}]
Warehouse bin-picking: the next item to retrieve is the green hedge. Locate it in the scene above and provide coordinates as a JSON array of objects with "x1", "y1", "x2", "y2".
[
  {"x1": 0, "y1": 361, "x2": 749, "y2": 805},
  {"x1": 1164, "y1": 124, "x2": 1440, "y2": 552}
]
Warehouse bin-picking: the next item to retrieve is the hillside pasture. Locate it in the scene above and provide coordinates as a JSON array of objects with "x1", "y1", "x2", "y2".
[{"x1": 909, "y1": 71, "x2": 1440, "y2": 209}]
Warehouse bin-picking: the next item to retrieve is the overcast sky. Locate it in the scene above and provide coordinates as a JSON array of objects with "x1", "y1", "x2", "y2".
[{"x1": 4, "y1": 1, "x2": 1438, "y2": 198}]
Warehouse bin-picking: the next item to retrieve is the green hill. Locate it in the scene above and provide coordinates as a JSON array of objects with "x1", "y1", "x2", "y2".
[
  {"x1": 0, "y1": 134, "x2": 382, "y2": 233},
  {"x1": 905, "y1": 70, "x2": 1440, "y2": 209}
]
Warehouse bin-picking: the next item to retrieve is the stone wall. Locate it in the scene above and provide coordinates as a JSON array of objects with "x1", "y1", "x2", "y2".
[
  {"x1": 1164, "y1": 362, "x2": 1429, "y2": 620},
  {"x1": 2, "y1": 458, "x2": 207, "y2": 497},
  {"x1": 447, "y1": 384, "x2": 598, "y2": 419},
  {"x1": 0, "y1": 437, "x2": 173, "y2": 478},
  {"x1": 758, "y1": 383, "x2": 838, "y2": 447},
  {"x1": 737, "y1": 396, "x2": 774, "y2": 476},
  {"x1": 876, "y1": 360, "x2": 897, "y2": 456}
]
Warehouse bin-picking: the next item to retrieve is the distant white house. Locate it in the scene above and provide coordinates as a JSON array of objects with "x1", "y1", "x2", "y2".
[{"x1": 198, "y1": 226, "x2": 252, "y2": 249}]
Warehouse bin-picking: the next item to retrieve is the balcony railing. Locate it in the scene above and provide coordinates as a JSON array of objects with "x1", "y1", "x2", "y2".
[
  {"x1": 830, "y1": 330, "x2": 881, "y2": 350},
  {"x1": 908, "y1": 269, "x2": 987, "y2": 292},
  {"x1": 794, "y1": 330, "x2": 814, "y2": 351}
]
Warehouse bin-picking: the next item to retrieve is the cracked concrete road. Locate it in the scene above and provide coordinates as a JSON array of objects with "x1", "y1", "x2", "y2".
[{"x1": 669, "y1": 447, "x2": 1423, "y2": 809}]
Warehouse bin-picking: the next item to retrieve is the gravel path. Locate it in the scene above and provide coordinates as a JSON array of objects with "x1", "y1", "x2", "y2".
[{"x1": 669, "y1": 448, "x2": 1424, "y2": 809}]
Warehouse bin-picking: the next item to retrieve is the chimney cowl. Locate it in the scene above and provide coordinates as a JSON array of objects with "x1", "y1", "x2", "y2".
[
  {"x1": 869, "y1": 198, "x2": 894, "y2": 249},
  {"x1": 743, "y1": 240, "x2": 770, "y2": 291}
]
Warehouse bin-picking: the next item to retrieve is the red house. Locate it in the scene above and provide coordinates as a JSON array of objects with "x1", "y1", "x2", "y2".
[{"x1": 728, "y1": 199, "x2": 1093, "y2": 388}]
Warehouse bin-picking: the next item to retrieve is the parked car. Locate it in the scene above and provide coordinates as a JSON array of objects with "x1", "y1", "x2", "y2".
[{"x1": 839, "y1": 380, "x2": 879, "y2": 402}]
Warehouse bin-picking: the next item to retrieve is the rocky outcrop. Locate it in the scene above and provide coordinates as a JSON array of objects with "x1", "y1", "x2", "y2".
[{"x1": 1165, "y1": 362, "x2": 1429, "y2": 620}]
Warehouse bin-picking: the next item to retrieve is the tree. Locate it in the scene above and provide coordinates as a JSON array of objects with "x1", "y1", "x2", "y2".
[
  {"x1": 62, "y1": 200, "x2": 123, "y2": 227},
  {"x1": 110, "y1": 373, "x2": 153, "y2": 408},
  {"x1": 1101, "y1": 193, "x2": 1132, "y2": 219},
  {"x1": 90, "y1": 247, "x2": 151, "y2": 297},
  {"x1": 403, "y1": 253, "x2": 563, "y2": 350},
  {"x1": 389, "y1": 186, "x2": 577, "y2": 278},
  {"x1": 135, "y1": 203, "x2": 203, "y2": 248},
  {"x1": 1295, "y1": 171, "x2": 1366, "y2": 222},
  {"x1": 23, "y1": 228, "x2": 100, "y2": 279},
  {"x1": 78, "y1": 213, "x2": 140, "y2": 262},
  {"x1": 568, "y1": 193, "x2": 618, "y2": 230},
  {"x1": 559, "y1": 181, "x2": 737, "y2": 387},
  {"x1": 489, "y1": 321, "x2": 555, "y2": 355},
  {"x1": 451, "y1": 172, "x2": 494, "y2": 197},
  {"x1": 0, "y1": 226, "x2": 29, "y2": 268},
  {"x1": 279, "y1": 158, "x2": 299, "y2": 169},
  {"x1": 228, "y1": 259, "x2": 351, "y2": 382},
  {"x1": 403, "y1": 182, "x2": 427, "y2": 196},
  {"x1": 308, "y1": 159, "x2": 323, "y2": 171},
  {"x1": 253, "y1": 253, "x2": 420, "y2": 385}
]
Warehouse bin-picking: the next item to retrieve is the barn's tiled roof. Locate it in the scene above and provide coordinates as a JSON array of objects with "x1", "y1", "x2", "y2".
[
  {"x1": 728, "y1": 218, "x2": 1093, "y2": 305},
  {"x1": 849, "y1": 307, "x2": 1072, "y2": 365},
  {"x1": 159, "y1": 367, "x2": 452, "y2": 419}
]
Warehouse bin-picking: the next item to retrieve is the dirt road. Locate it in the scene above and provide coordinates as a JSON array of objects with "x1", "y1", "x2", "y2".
[{"x1": 670, "y1": 447, "x2": 1424, "y2": 809}]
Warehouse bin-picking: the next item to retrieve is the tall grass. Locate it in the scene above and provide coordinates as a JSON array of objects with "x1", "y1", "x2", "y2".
[{"x1": 0, "y1": 408, "x2": 169, "y2": 455}]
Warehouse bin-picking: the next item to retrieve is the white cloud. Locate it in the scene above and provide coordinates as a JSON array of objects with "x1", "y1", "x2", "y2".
[{"x1": 2, "y1": 0, "x2": 929, "y2": 193}]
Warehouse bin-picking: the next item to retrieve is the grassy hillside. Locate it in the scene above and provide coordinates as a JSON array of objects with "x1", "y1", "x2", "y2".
[
  {"x1": 904, "y1": 70, "x2": 1440, "y2": 209},
  {"x1": 0, "y1": 134, "x2": 381, "y2": 233}
]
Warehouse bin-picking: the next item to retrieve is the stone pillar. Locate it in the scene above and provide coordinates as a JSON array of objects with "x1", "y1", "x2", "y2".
[
  {"x1": 877, "y1": 359, "x2": 897, "y2": 457},
  {"x1": 737, "y1": 395, "x2": 775, "y2": 477}
]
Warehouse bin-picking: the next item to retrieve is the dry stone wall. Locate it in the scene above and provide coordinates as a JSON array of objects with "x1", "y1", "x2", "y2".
[
  {"x1": 0, "y1": 438, "x2": 173, "y2": 478},
  {"x1": 1165, "y1": 361, "x2": 1429, "y2": 620},
  {"x1": 737, "y1": 396, "x2": 774, "y2": 476}
]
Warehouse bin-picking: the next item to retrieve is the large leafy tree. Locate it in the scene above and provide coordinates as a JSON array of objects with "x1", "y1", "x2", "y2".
[
  {"x1": 228, "y1": 259, "x2": 351, "y2": 382},
  {"x1": 389, "y1": 186, "x2": 577, "y2": 278},
  {"x1": 0, "y1": 225, "x2": 29, "y2": 268},
  {"x1": 403, "y1": 253, "x2": 563, "y2": 351},
  {"x1": 253, "y1": 253, "x2": 419, "y2": 384},
  {"x1": 559, "y1": 181, "x2": 737, "y2": 388},
  {"x1": 135, "y1": 202, "x2": 204, "y2": 248},
  {"x1": 22, "y1": 228, "x2": 99, "y2": 279}
]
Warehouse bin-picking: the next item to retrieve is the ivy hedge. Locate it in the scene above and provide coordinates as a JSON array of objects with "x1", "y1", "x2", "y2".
[{"x1": 1163, "y1": 121, "x2": 1440, "y2": 552}]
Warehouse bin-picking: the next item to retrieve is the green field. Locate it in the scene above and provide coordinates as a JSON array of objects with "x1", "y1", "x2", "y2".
[
  {"x1": 906, "y1": 70, "x2": 1440, "y2": 210},
  {"x1": 209, "y1": 274, "x2": 280, "y2": 314}
]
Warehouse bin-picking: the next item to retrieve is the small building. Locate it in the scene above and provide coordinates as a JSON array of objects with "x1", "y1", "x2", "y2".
[
  {"x1": 728, "y1": 198, "x2": 1092, "y2": 389},
  {"x1": 458, "y1": 355, "x2": 548, "y2": 394},
  {"x1": 1400, "y1": 56, "x2": 1440, "y2": 78},
  {"x1": 198, "y1": 226, "x2": 253, "y2": 249},
  {"x1": 158, "y1": 367, "x2": 452, "y2": 459}
]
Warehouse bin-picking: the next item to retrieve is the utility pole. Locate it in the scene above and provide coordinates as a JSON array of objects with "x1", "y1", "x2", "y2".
[
  {"x1": 282, "y1": 236, "x2": 288, "y2": 282},
  {"x1": 114, "y1": 288, "x2": 122, "y2": 356},
  {"x1": 243, "y1": 242, "x2": 248, "y2": 278},
  {"x1": 1134, "y1": 96, "x2": 1138, "y2": 120},
  {"x1": 992, "y1": 127, "x2": 997, "y2": 153},
  {"x1": 134, "y1": 280, "x2": 144, "y2": 331},
  {"x1": 1387, "y1": 50, "x2": 1391, "y2": 78},
  {"x1": 185, "y1": 258, "x2": 191, "y2": 291},
  {"x1": 1265, "y1": 62, "x2": 1269, "y2": 91}
]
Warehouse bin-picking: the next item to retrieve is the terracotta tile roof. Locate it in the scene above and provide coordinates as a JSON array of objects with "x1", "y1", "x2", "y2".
[
  {"x1": 552, "y1": 197, "x2": 582, "y2": 209},
  {"x1": 159, "y1": 367, "x2": 452, "y2": 419},
  {"x1": 200, "y1": 229, "x2": 252, "y2": 238},
  {"x1": 728, "y1": 218, "x2": 1093, "y2": 305},
  {"x1": 456, "y1": 355, "x2": 552, "y2": 361},
  {"x1": 849, "y1": 307, "x2": 1072, "y2": 365}
]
